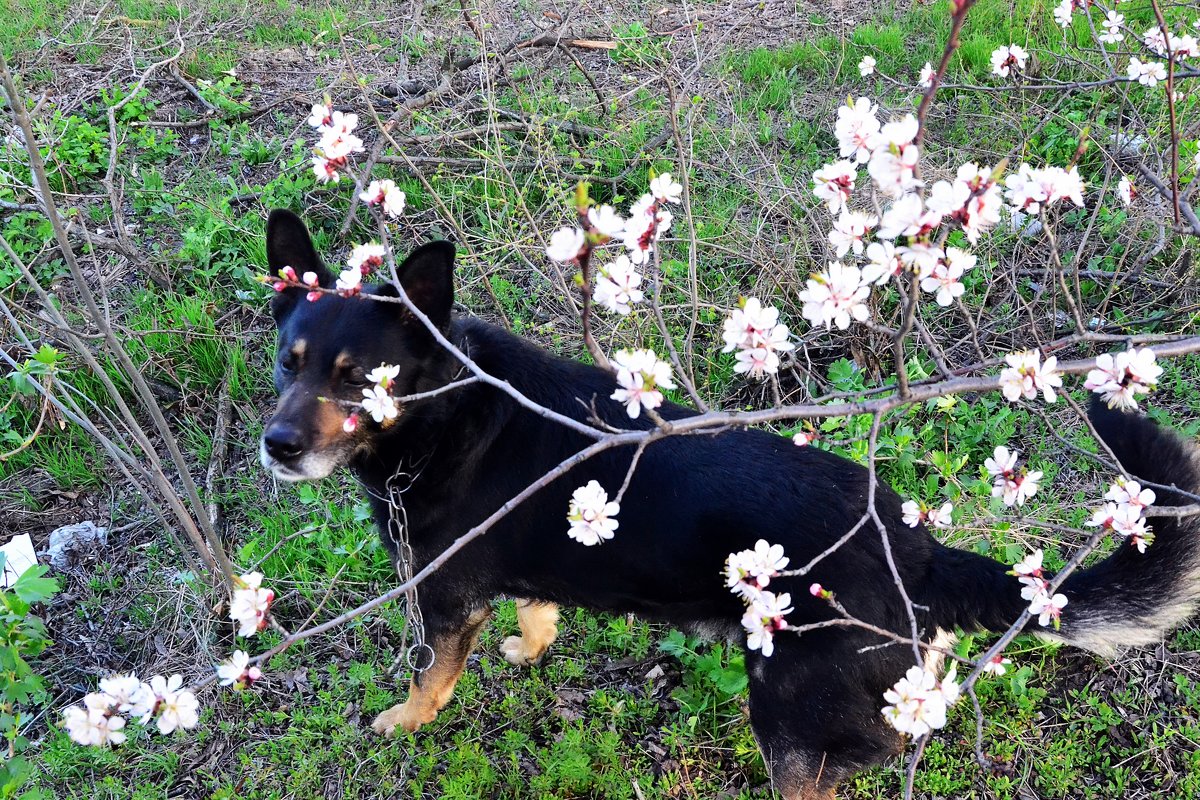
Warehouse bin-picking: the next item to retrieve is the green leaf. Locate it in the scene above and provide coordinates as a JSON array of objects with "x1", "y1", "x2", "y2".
[
  {"x1": 12, "y1": 566, "x2": 58, "y2": 605},
  {"x1": 658, "y1": 630, "x2": 688, "y2": 658},
  {"x1": 31, "y1": 345, "x2": 62, "y2": 369}
]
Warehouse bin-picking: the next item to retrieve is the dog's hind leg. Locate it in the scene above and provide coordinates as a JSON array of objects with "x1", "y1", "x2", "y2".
[
  {"x1": 371, "y1": 605, "x2": 492, "y2": 737},
  {"x1": 746, "y1": 632, "x2": 905, "y2": 800},
  {"x1": 500, "y1": 599, "x2": 558, "y2": 666}
]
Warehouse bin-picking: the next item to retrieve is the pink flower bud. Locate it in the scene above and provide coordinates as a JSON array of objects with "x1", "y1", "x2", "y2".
[
  {"x1": 280, "y1": 266, "x2": 298, "y2": 282},
  {"x1": 272, "y1": 281, "x2": 288, "y2": 292},
  {"x1": 302, "y1": 271, "x2": 319, "y2": 287},
  {"x1": 794, "y1": 432, "x2": 812, "y2": 446},
  {"x1": 306, "y1": 291, "x2": 322, "y2": 303},
  {"x1": 809, "y1": 583, "x2": 824, "y2": 597},
  {"x1": 246, "y1": 666, "x2": 263, "y2": 683},
  {"x1": 343, "y1": 413, "x2": 359, "y2": 433}
]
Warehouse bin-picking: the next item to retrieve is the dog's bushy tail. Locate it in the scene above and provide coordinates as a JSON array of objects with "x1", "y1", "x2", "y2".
[{"x1": 925, "y1": 400, "x2": 1200, "y2": 655}]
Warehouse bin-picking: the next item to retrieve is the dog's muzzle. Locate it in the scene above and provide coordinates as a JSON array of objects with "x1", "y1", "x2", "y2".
[{"x1": 260, "y1": 420, "x2": 341, "y2": 482}]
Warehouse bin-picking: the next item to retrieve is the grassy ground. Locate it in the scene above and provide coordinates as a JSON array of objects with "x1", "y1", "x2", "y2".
[{"x1": 4, "y1": 0, "x2": 1200, "y2": 797}]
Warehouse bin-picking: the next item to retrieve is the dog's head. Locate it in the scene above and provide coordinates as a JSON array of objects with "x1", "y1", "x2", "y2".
[{"x1": 260, "y1": 209, "x2": 457, "y2": 482}]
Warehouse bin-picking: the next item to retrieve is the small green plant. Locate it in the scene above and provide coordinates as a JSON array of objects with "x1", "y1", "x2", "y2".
[
  {"x1": 1, "y1": 345, "x2": 63, "y2": 457},
  {"x1": 0, "y1": 554, "x2": 59, "y2": 800},
  {"x1": 659, "y1": 630, "x2": 747, "y2": 734}
]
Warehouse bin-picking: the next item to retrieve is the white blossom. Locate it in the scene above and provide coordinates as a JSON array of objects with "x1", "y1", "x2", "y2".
[
  {"x1": 1105, "y1": 477, "x2": 1155, "y2": 511},
  {"x1": 861, "y1": 241, "x2": 904, "y2": 285},
  {"x1": 721, "y1": 298, "x2": 794, "y2": 379},
  {"x1": 335, "y1": 268, "x2": 362, "y2": 295},
  {"x1": 1173, "y1": 34, "x2": 1200, "y2": 60},
  {"x1": 812, "y1": 161, "x2": 858, "y2": 214},
  {"x1": 1053, "y1": 0, "x2": 1076, "y2": 28},
  {"x1": 828, "y1": 210, "x2": 878, "y2": 258},
  {"x1": 361, "y1": 385, "x2": 400, "y2": 424},
  {"x1": 610, "y1": 348, "x2": 676, "y2": 418},
  {"x1": 306, "y1": 103, "x2": 332, "y2": 129},
  {"x1": 347, "y1": 242, "x2": 387, "y2": 274},
  {"x1": 1117, "y1": 176, "x2": 1135, "y2": 206},
  {"x1": 359, "y1": 180, "x2": 406, "y2": 218},
  {"x1": 1084, "y1": 348, "x2": 1162, "y2": 410},
  {"x1": 835, "y1": 98, "x2": 881, "y2": 164},
  {"x1": 918, "y1": 62, "x2": 936, "y2": 88},
  {"x1": 98, "y1": 675, "x2": 153, "y2": 718},
  {"x1": 316, "y1": 124, "x2": 364, "y2": 161},
  {"x1": 858, "y1": 55, "x2": 877, "y2": 77},
  {"x1": 982, "y1": 656, "x2": 1012, "y2": 676},
  {"x1": 741, "y1": 590, "x2": 793, "y2": 657},
  {"x1": 1089, "y1": 477, "x2": 1157, "y2": 552},
  {"x1": 229, "y1": 572, "x2": 275, "y2": 637},
  {"x1": 217, "y1": 650, "x2": 263, "y2": 688},
  {"x1": 1142, "y1": 27, "x2": 1168, "y2": 56},
  {"x1": 1005, "y1": 163, "x2": 1085, "y2": 213},
  {"x1": 1126, "y1": 57, "x2": 1167, "y2": 87},
  {"x1": 593, "y1": 254, "x2": 644, "y2": 315},
  {"x1": 1099, "y1": 11, "x2": 1125, "y2": 44},
  {"x1": 882, "y1": 665, "x2": 960, "y2": 737},
  {"x1": 901, "y1": 500, "x2": 952, "y2": 529},
  {"x1": 156, "y1": 687, "x2": 200, "y2": 735},
  {"x1": 587, "y1": 205, "x2": 625, "y2": 238},
  {"x1": 919, "y1": 257, "x2": 967, "y2": 307},
  {"x1": 366, "y1": 364, "x2": 399, "y2": 389},
  {"x1": 725, "y1": 540, "x2": 790, "y2": 598},
  {"x1": 63, "y1": 706, "x2": 126, "y2": 746},
  {"x1": 622, "y1": 193, "x2": 671, "y2": 264},
  {"x1": 987, "y1": 446, "x2": 1042, "y2": 507},
  {"x1": 925, "y1": 502, "x2": 954, "y2": 529},
  {"x1": 1011, "y1": 548, "x2": 1044, "y2": 578},
  {"x1": 872, "y1": 115, "x2": 919, "y2": 150},
  {"x1": 798, "y1": 262, "x2": 871, "y2": 330},
  {"x1": 868, "y1": 144, "x2": 922, "y2": 199},
  {"x1": 649, "y1": 172, "x2": 684, "y2": 204},
  {"x1": 312, "y1": 155, "x2": 341, "y2": 184},
  {"x1": 546, "y1": 227, "x2": 586, "y2": 262},
  {"x1": 567, "y1": 480, "x2": 619, "y2": 546},
  {"x1": 998, "y1": 350, "x2": 1062, "y2": 403},
  {"x1": 1029, "y1": 589, "x2": 1068, "y2": 628},
  {"x1": 878, "y1": 194, "x2": 938, "y2": 239},
  {"x1": 990, "y1": 44, "x2": 1029, "y2": 77}
]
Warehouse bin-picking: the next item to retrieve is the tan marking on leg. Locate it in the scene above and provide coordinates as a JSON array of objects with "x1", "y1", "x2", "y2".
[
  {"x1": 500, "y1": 600, "x2": 558, "y2": 666},
  {"x1": 776, "y1": 770, "x2": 837, "y2": 800},
  {"x1": 371, "y1": 607, "x2": 492, "y2": 737},
  {"x1": 770, "y1": 749, "x2": 838, "y2": 800}
]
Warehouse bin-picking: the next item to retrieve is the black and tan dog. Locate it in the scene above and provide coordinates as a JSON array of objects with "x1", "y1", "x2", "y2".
[{"x1": 259, "y1": 209, "x2": 1200, "y2": 799}]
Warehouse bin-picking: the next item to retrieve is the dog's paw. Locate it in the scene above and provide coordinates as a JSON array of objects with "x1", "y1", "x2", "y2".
[
  {"x1": 500, "y1": 635, "x2": 546, "y2": 666},
  {"x1": 371, "y1": 701, "x2": 434, "y2": 737}
]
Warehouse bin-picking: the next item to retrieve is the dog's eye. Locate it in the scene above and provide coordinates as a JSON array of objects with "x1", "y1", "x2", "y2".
[
  {"x1": 344, "y1": 374, "x2": 370, "y2": 388},
  {"x1": 279, "y1": 357, "x2": 297, "y2": 375}
]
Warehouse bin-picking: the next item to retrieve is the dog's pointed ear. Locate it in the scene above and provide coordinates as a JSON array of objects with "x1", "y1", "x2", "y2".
[
  {"x1": 381, "y1": 241, "x2": 455, "y2": 330},
  {"x1": 266, "y1": 210, "x2": 333, "y2": 321}
]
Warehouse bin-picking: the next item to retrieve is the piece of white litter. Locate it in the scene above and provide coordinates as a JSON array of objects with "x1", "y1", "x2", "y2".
[
  {"x1": 46, "y1": 521, "x2": 108, "y2": 571},
  {"x1": 1, "y1": 534, "x2": 39, "y2": 588}
]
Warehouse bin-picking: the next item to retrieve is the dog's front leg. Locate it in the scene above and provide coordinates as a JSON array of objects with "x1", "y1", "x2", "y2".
[
  {"x1": 500, "y1": 599, "x2": 559, "y2": 666},
  {"x1": 371, "y1": 605, "x2": 492, "y2": 737}
]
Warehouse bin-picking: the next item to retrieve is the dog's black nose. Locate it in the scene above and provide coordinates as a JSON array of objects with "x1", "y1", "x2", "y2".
[{"x1": 263, "y1": 425, "x2": 305, "y2": 461}]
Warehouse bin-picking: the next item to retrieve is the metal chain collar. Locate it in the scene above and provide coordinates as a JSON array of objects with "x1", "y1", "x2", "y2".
[
  {"x1": 382, "y1": 450, "x2": 436, "y2": 676},
  {"x1": 377, "y1": 349, "x2": 469, "y2": 677}
]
